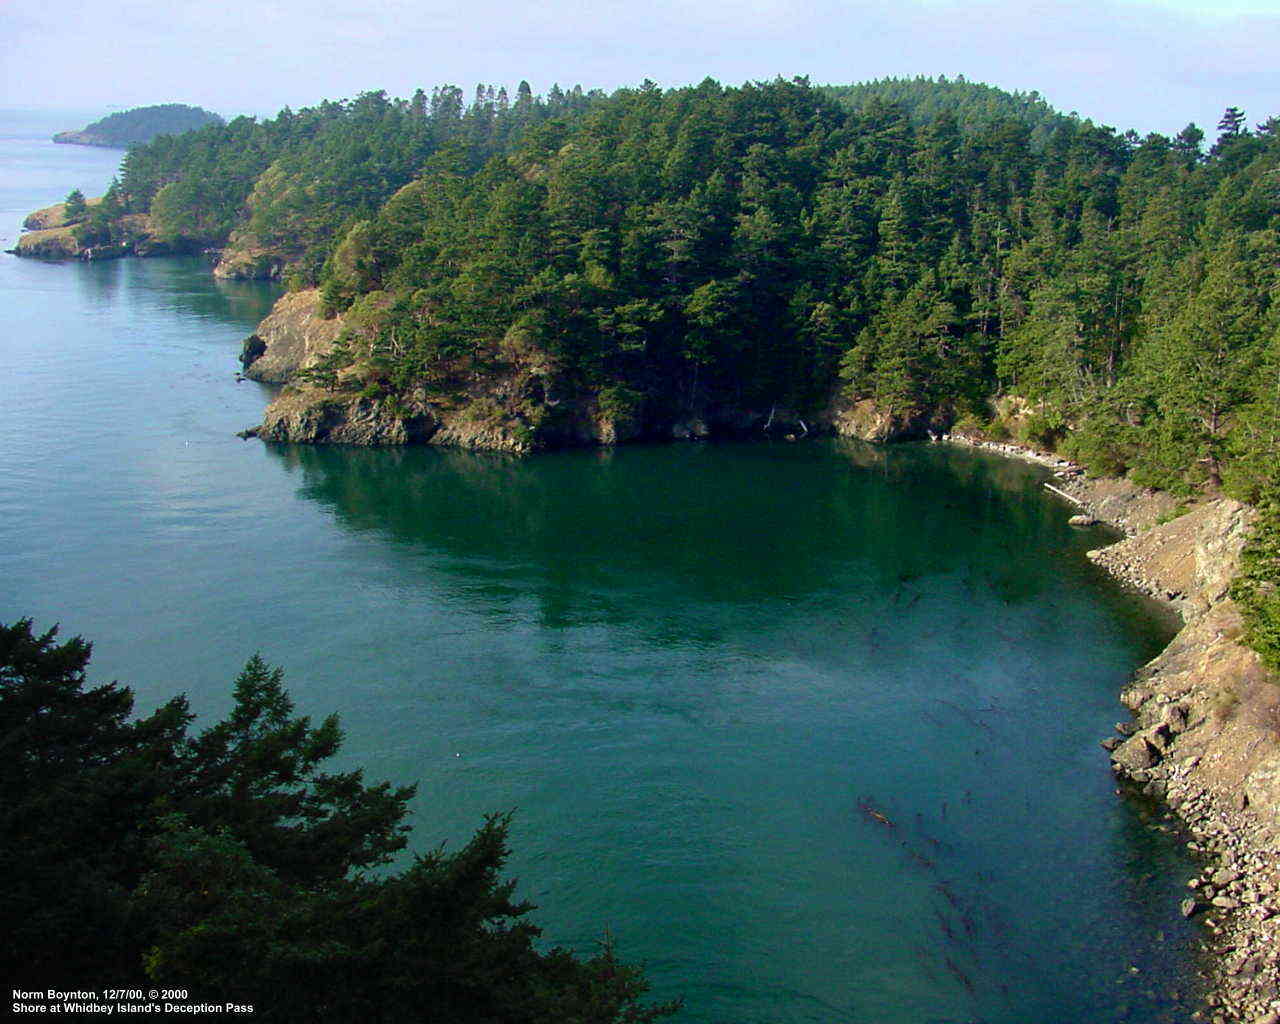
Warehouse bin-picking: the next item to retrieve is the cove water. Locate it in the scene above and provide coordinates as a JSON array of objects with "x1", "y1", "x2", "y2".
[{"x1": 0, "y1": 110, "x2": 1202, "y2": 1023}]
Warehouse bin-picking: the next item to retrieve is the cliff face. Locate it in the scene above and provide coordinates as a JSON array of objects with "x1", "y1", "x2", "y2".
[
  {"x1": 240, "y1": 289, "x2": 345, "y2": 383},
  {"x1": 1080, "y1": 493, "x2": 1280, "y2": 1022}
]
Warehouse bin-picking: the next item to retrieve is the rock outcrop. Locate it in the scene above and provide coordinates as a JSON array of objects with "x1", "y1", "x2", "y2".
[
  {"x1": 830, "y1": 396, "x2": 948, "y2": 442},
  {"x1": 257, "y1": 389, "x2": 439, "y2": 445},
  {"x1": 14, "y1": 226, "x2": 82, "y2": 260},
  {"x1": 240, "y1": 289, "x2": 345, "y2": 383},
  {"x1": 214, "y1": 242, "x2": 286, "y2": 281}
]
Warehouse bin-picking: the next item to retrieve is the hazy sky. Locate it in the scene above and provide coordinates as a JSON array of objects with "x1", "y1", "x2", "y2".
[{"x1": 3, "y1": 0, "x2": 1278, "y2": 136}]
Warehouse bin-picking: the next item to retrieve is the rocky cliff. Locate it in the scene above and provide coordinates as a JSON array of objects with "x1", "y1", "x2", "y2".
[{"x1": 240, "y1": 289, "x2": 345, "y2": 383}]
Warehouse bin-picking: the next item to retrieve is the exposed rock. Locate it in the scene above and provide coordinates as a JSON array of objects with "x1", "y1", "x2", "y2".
[
  {"x1": 1164, "y1": 704, "x2": 1189, "y2": 733},
  {"x1": 1069, "y1": 513, "x2": 1098, "y2": 526},
  {"x1": 214, "y1": 242, "x2": 285, "y2": 281},
  {"x1": 239, "y1": 334, "x2": 267, "y2": 371},
  {"x1": 242, "y1": 290, "x2": 345, "y2": 383},
  {"x1": 1112, "y1": 734, "x2": 1161, "y2": 772},
  {"x1": 1245, "y1": 760, "x2": 1280, "y2": 829},
  {"x1": 13, "y1": 225, "x2": 81, "y2": 260},
  {"x1": 831, "y1": 397, "x2": 946, "y2": 443},
  {"x1": 1195, "y1": 500, "x2": 1257, "y2": 607},
  {"x1": 257, "y1": 387, "x2": 438, "y2": 446}
]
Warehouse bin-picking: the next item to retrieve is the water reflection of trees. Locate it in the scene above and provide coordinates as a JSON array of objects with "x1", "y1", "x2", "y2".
[
  {"x1": 73, "y1": 256, "x2": 282, "y2": 329},
  {"x1": 263, "y1": 439, "x2": 1094, "y2": 628}
]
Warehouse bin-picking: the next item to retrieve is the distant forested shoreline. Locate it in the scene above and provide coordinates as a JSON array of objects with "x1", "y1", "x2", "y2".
[{"x1": 53, "y1": 104, "x2": 224, "y2": 148}]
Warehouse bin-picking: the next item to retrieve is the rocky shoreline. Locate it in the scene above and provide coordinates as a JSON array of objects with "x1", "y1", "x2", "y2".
[{"x1": 944, "y1": 433, "x2": 1280, "y2": 1024}]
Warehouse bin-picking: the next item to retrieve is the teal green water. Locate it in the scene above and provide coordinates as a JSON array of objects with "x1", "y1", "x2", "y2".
[{"x1": 0, "y1": 112, "x2": 1202, "y2": 1022}]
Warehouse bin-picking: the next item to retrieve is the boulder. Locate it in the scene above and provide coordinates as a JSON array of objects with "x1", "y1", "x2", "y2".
[
  {"x1": 1243, "y1": 758, "x2": 1280, "y2": 828},
  {"x1": 1162, "y1": 704, "x2": 1189, "y2": 734},
  {"x1": 239, "y1": 334, "x2": 267, "y2": 371},
  {"x1": 1112, "y1": 734, "x2": 1161, "y2": 773}
]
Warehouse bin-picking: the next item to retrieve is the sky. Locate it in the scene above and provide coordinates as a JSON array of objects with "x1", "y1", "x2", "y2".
[{"x1": 2, "y1": 0, "x2": 1278, "y2": 136}]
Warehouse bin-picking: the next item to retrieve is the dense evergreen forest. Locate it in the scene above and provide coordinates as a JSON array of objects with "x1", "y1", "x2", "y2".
[
  {"x1": 822, "y1": 76, "x2": 1068, "y2": 148},
  {"x1": 53, "y1": 104, "x2": 223, "y2": 148},
  {"x1": 0, "y1": 618, "x2": 677, "y2": 1022},
  {"x1": 70, "y1": 76, "x2": 1280, "y2": 668},
  {"x1": 76, "y1": 84, "x2": 602, "y2": 278}
]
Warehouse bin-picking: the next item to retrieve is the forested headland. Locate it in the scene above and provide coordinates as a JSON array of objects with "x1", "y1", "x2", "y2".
[
  {"x1": 52, "y1": 75, "x2": 1280, "y2": 669},
  {"x1": 53, "y1": 104, "x2": 224, "y2": 148}
]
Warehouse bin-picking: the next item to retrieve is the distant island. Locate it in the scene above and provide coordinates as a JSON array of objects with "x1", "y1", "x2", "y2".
[{"x1": 53, "y1": 103, "x2": 223, "y2": 148}]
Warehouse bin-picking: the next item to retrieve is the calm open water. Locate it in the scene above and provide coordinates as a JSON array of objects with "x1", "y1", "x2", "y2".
[{"x1": 0, "y1": 110, "x2": 1203, "y2": 1023}]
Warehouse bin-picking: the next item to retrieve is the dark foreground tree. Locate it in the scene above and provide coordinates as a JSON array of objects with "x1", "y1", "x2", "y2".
[{"x1": 0, "y1": 619, "x2": 678, "y2": 1023}]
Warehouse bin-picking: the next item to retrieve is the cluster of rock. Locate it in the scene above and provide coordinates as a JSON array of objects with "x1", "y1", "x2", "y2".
[{"x1": 1109, "y1": 721, "x2": 1280, "y2": 1024}]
